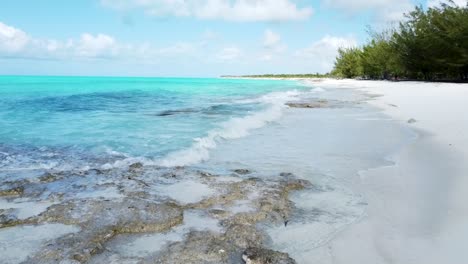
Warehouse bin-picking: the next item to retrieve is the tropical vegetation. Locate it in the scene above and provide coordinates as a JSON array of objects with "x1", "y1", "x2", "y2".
[{"x1": 332, "y1": 1, "x2": 468, "y2": 81}]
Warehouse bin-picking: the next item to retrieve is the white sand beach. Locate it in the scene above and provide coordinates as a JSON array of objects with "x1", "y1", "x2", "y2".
[{"x1": 309, "y1": 80, "x2": 468, "y2": 264}]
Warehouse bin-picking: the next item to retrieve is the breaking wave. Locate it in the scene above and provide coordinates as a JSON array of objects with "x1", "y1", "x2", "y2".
[{"x1": 157, "y1": 90, "x2": 304, "y2": 167}]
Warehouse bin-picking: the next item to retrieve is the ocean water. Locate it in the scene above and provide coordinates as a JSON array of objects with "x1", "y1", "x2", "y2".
[{"x1": 0, "y1": 76, "x2": 307, "y2": 173}]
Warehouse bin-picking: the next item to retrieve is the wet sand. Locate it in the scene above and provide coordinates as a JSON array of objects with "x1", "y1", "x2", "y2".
[{"x1": 310, "y1": 79, "x2": 468, "y2": 264}]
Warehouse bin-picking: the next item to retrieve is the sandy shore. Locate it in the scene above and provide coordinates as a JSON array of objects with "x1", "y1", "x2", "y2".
[{"x1": 309, "y1": 79, "x2": 468, "y2": 264}]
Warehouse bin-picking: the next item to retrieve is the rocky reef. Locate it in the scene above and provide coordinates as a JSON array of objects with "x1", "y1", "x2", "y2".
[{"x1": 0, "y1": 164, "x2": 311, "y2": 263}]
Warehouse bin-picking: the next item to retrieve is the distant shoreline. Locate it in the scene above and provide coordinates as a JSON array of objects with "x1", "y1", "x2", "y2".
[{"x1": 221, "y1": 76, "x2": 468, "y2": 84}]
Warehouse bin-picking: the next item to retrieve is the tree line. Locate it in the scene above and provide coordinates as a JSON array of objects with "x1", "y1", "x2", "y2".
[
  {"x1": 222, "y1": 73, "x2": 331, "y2": 78},
  {"x1": 332, "y1": 1, "x2": 468, "y2": 81}
]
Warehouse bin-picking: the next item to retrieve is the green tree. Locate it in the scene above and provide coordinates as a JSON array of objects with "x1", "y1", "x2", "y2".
[
  {"x1": 332, "y1": 47, "x2": 363, "y2": 78},
  {"x1": 331, "y1": 1, "x2": 467, "y2": 81}
]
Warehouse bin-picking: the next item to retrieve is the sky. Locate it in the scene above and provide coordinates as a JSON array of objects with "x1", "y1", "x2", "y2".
[{"x1": 0, "y1": 0, "x2": 465, "y2": 77}]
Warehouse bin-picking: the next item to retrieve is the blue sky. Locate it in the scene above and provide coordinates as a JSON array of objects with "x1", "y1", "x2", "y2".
[{"x1": 0, "y1": 0, "x2": 460, "y2": 77}]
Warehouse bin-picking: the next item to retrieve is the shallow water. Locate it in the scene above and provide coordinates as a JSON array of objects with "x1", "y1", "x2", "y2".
[
  {"x1": 0, "y1": 76, "x2": 306, "y2": 173},
  {"x1": 203, "y1": 86, "x2": 417, "y2": 262},
  {"x1": 0, "y1": 224, "x2": 79, "y2": 263},
  {"x1": 102, "y1": 210, "x2": 221, "y2": 259}
]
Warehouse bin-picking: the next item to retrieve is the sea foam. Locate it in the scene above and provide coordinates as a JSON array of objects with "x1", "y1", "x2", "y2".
[{"x1": 157, "y1": 90, "x2": 303, "y2": 167}]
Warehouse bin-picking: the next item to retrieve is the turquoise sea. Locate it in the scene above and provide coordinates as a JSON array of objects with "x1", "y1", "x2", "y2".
[{"x1": 0, "y1": 76, "x2": 307, "y2": 172}]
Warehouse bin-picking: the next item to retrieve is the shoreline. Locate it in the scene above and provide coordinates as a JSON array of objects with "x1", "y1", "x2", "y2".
[
  {"x1": 221, "y1": 76, "x2": 468, "y2": 84},
  {"x1": 308, "y1": 79, "x2": 468, "y2": 263}
]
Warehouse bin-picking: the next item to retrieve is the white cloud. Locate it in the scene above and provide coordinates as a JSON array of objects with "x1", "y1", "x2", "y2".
[
  {"x1": 157, "y1": 42, "x2": 197, "y2": 56},
  {"x1": 428, "y1": 0, "x2": 467, "y2": 7},
  {"x1": 260, "y1": 29, "x2": 286, "y2": 61},
  {"x1": 0, "y1": 22, "x2": 122, "y2": 59},
  {"x1": 322, "y1": 0, "x2": 414, "y2": 22},
  {"x1": 101, "y1": 0, "x2": 313, "y2": 22},
  {"x1": 217, "y1": 46, "x2": 242, "y2": 60},
  {"x1": 0, "y1": 21, "x2": 204, "y2": 61},
  {"x1": 260, "y1": 54, "x2": 273, "y2": 61},
  {"x1": 76, "y1": 33, "x2": 119, "y2": 58},
  {"x1": 0, "y1": 22, "x2": 30, "y2": 54},
  {"x1": 202, "y1": 29, "x2": 218, "y2": 40},
  {"x1": 263, "y1": 29, "x2": 281, "y2": 48},
  {"x1": 295, "y1": 35, "x2": 357, "y2": 72}
]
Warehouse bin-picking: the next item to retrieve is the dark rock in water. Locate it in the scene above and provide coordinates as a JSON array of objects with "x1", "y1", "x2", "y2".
[
  {"x1": 286, "y1": 100, "x2": 328, "y2": 109},
  {"x1": 234, "y1": 169, "x2": 251, "y2": 175},
  {"x1": 161, "y1": 171, "x2": 178, "y2": 178},
  {"x1": 88, "y1": 168, "x2": 104, "y2": 175},
  {"x1": 0, "y1": 186, "x2": 24, "y2": 196},
  {"x1": 39, "y1": 173, "x2": 61, "y2": 183},
  {"x1": 199, "y1": 171, "x2": 216, "y2": 178},
  {"x1": 408, "y1": 118, "x2": 417, "y2": 124},
  {"x1": 156, "y1": 108, "x2": 198, "y2": 117},
  {"x1": 0, "y1": 211, "x2": 22, "y2": 228},
  {"x1": 242, "y1": 247, "x2": 296, "y2": 264},
  {"x1": 279, "y1": 172, "x2": 294, "y2": 177},
  {"x1": 282, "y1": 179, "x2": 312, "y2": 191},
  {"x1": 129, "y1": 162, "x2": 144, "y2": 172}
]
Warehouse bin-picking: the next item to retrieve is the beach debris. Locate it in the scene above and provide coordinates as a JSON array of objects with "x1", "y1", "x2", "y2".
[{"x1": 126, "y1": 176, "x2": 150, "y2": 187}]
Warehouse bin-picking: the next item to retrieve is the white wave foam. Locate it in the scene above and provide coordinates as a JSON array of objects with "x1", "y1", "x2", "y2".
[
  {"x1": 100, "y1": 156, "x2": 153, "y2": 170},
  {"x1": 157, "y1": 90, "x2": 304, "y2": 167},
  {"x1": 312, "y1": 87, "x2": 325, "y2": 93}
]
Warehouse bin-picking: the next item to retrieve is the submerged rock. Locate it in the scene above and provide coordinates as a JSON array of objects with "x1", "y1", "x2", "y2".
[
  {"x1": 0, "y1": 211, "x2": 22, "y2": 228},
  {"x1": 242, "y1": 247, "x2": 296, "y2": 264},
  {"x1": 209, "y1": 209, "x2": 230, "y2": 219},
  {"x1": 279, "y1": 172, "x2": 294, "y2": 177},
  {"x1": 153, "y1": 231, "x2": 232, "y2": 264},
  {"x1": 39, "y1": 173, "x2": 61, "y2": 183},
  {"x1": 224, "y1": 224, "x2": 265, "y2": 249},
  {"x1": 110, "y1": 174, "x2": 310, "y2": 264},
  {"x1": 233, "y1": 169, "x2": 252, "y2": 175},
  {"x1": 286, "y1": 99, "x2": 328, "y2": 109},
  {"x1": 156, "y1": 109, "x2": 198, "y2": 117},
  {"x1": 4, "y1": 166, "x2": 311, "y2": 264},
  {"x1": 27, "y1": 198, "x2": 184, "y2": 263},
  {"x1": 0, "y1": 186, "x2": 24, "y2": 196},
  {"x1": 129, "y1": 162, "x2": 144, "y2": 172}
]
